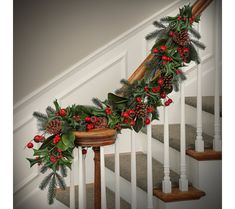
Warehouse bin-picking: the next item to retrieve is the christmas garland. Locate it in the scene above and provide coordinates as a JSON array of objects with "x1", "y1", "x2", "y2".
[{"x1": 25, "y1": 5, "x2": 205, "y2": 204}]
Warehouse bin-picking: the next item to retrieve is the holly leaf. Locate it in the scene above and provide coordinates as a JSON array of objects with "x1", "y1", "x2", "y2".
[
  {"x1": 108, "y1": 93, "x2": 128, "y2": 104},
  {"x1": 133, "y1": 118, "x2": 144, "y2": 132},
  {"x1": 26, "y1": 157, "x2": 42, "y2": 168},
  {"x1": 56, "y1": 140, "x2": 68, "y2": 151},
  {"x1": 62, "y1": 132, "x2": 75, "y2": 148},
  {"x1": 33, "y1": 148, "x2": 48, "y2": 156},
  {"x1": 39, "y1": 135, "x2": 54, "y2": 150}
]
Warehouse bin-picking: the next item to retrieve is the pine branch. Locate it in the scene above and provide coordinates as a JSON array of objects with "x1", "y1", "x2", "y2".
[
  {"x1": 46, "y1": 106, "x2": 56, "y2": 116},
  {"x1": 40, "y1": 165, "x2": 48, "y2": 174},
  {"x1": 145, "y1": 29, "x2": 162, "y2": 40},
  {"x1": 160, "y1": 16, "x2": 172, "y2": 23},
  {"x1": 172, "y1": 82, "x2": 179, "y2": 92},
  {"x1": 120, "y1": 79, "x2": 131, "y2": 86},
  {"x1": 60, "y1": 165, "x2": 67, "y2": 177},
  {"x1": 39, "y1": 172, "x2": 54, "y2": 190},
  {"x1": 179, "y1": 73, "x2": 187, "y2": 81},
  {"x1": 188, "y1": 43, "x2": 200, "y2": 64},
  {"x1": 189, "y1": 27, "x2": 201, "y2": 39},
  {"x1": 55, "y1": 173, "x2": 66, "y2": 190},
  {"x1": 33, "y1": 112, "x2": 48, "y2": 122},
  {"x1": 48, "y1": 174, "x2": 56, "y2": 205},
  {"x1": 92, "y1": 98, "x2": 103, "y2": 109},
  {"x1": 191, "y1": 39, "x2": 206, "y2": 50},
  {"x1": 153, "y1": 20, "x2": 166, "y2": 29}
]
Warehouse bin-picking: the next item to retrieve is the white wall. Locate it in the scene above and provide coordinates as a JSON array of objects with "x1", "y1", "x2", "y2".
[{"x1": 14, "y1": 0, "x2": 221, "y2": 207}]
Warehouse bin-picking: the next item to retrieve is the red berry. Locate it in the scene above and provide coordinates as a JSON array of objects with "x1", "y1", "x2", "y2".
[
  {"x1": 177, "y1": 16, "x2": 181, "y2": 20},
  {"x1": 183, "y1": 48, "x2": 189, "y2": 53},
  {"x1": 160, "y1": 92, "x2": 166, "y2": 99},
  {"x1": 164, "y1": 101, "x2": 170, "y2": 106},
  {"x1": 105, "y1": 107, "x2": 112, "y2": 115},
  {"x1": 124, "y1": 118, "x2": 129, "y2": 124},
  {"x1": 144, "y1": 86, "x2": 149, "y2": 92},
  {"x1": 130, "y1": 120, "x2": 136, "y2": 126},
  {"x1": 50, "y1": 156, "x2": 56, "y2": 163},
  {"x1": 147, "y1": 106, "x2": 154, "y2": 113},
  {"x1": 86, "y1": 123, "x2": 94, "y2": 130},
  {"x1": 115, "y1": 124, "x2": 122, "y2": 130},
  {"x1": 56, "y1": 112, "x2": 60, "y2": 116},
  {"x1": 160, "y1": 45, "x2": 167, "y2": 51},
  {"x1": 157, "y1": 78, "x2": 164, "y2": 86},
  {"x1": 167, "y1": 57, "x2": 173, "y2": 61},
  {"x1": 176, "y1": 69, "x2": 182, "y2": 75},
  {"x1": 163, "y1": 61, "x2": 167, "y2": 65},
  {"x1": 128, "y1": 109, "x2": 135, "y2": 115},
  {"x1": 122, "y1": 112, "x2": 130, "y2": 118},
  {"x1": 152, "y1": 48, "x2": 158, "y2": 53},
  {"x1": 168, "y1": 99, "x2": 173, "y2": 103},
  {"x1": 169, "y1": 31, "x2": 175, "y2": 37},
  {"x1": 53, "y1": 135, "x2": 61, "y2": 144},
  {"x1": 57, "y1": 148, "x2": 62, "y2": 153},
  {"x1": 145, "y1": 118, "x2": 151, "y2": 125},
  {"x1": 183, "y1": 17, "x2": 186, "y2": 21},
  {"x1": 85, "y1": 117, "x2": 91, "y2": 122},
  {"x1": 162, "y1": 55, "x2": 169, "y2": 61},
  {"x1": 57, "y1": 156, "x2": 61, "y2": 159},
  {"x1": 59, "y1": 109, "x2": 67, "y2": 117},
  {"x1": 151, "y1": 86, "x2": 161, "y2": 93},
  {"x1": 82, "y1": 149, "x2": 87, "y2": 155},
  {"x1": 136, "y1": 97, "x2": 142, "y2": 103},
  {"x1": 34, "y1": 135, "x2": 43, "y2": 143},
  {"x1": 27, "y1": 142, "x2": 34, "y2": 149}
]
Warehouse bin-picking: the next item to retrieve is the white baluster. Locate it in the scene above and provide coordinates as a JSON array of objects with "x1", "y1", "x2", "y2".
[
  {"x1": 195, "y1": 23, "x2": 205, "y2": 152},
  {"x1": 179, "y1": 82, "x2": 188, "y2": 191},
  {"x1": 115, "y1": 140, "x2": 120, "y2": 209},
  {"x1": 147, "y1": 118, "x2": 153, "y2": 209},
  {"x1": 82, "y1": 152, "x2": 86, "y2": 209},
  {"x1": 78, "y1": 147, "x2": 85, "y2": 209},
  {"x1": 131, "y1": 131, "x2": 137, "y2": 209},
  {"x1": 70, "y1": 156, "x2": 75, "y2": 209},
  {"x1": 162, "y1": 103, "x2": 172, "y2": 193},
  {"x1": 100, "y1": 147, "x2": 107, "y2": 209},
  {"x1": 213, "y1": 0, "x2": 222, "y2": 151}
]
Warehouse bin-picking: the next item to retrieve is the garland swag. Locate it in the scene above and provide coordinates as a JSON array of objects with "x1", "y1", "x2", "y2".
[{"x1": 26, "y1": 5, "x2": 205, "y2": 204}]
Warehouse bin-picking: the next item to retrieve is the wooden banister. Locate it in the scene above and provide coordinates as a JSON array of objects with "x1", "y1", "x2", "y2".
[{"x1": 127, "y1": 0, "x2": 213, "y2": 85}]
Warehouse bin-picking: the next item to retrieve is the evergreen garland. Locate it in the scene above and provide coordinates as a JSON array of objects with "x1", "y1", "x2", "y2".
[{"x1": 25, "y1": 4, "x2": 205, "y2": 205}]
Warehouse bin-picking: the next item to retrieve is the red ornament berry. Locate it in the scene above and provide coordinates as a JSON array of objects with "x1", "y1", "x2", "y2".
[
  {"x1": 145, "y1": 118, "x2": 151, "y2": 125},
  {"x1": 147, "y1": 106, "x2": 154, "y2": 113},
  {"x1": 27, "y1": 142, "x2": 34, "y2": 149},
  {"x1": 128, "y1": 109, "x2": 135, "y2": 115},
  {"x1": 59, "y1": 108, "x2": 67, "y2": 117},
  {"x1": 151, "y1": 86, "x2": 161, "y2": 93},
  {"x1": 57, "y1": 148, "x2": 62, "y2": 153},
  {"x1": 122, "y1": 112, "x2": 130, "y2": 118},
  {"x1": 176, "y1": 69, "x2": 182, "y2": 75},
  {"x1": 167, "y1": 57, "x2": 173, "y2": 61},
  {"x1": 144, "y1": 86, "x2": 149, "y2": 92},
  {"x1": 152, "y1": 48, "x2": 158, "y2": 53},
  {"x1": 183, "y1": 48, "x2": 189, "y2": 53},
  {"x1": 53, "y1": 134, "x2": 61, "y2": 144},
  {"x1": 177, "y1": 16, "x2": 181, "y2": 20},
  {"x1": 57, "y1": 156, "x2": 61, "y2": 159},
  {"x1": 130, "y1": 120, "x2": 136, "y2": 126},
  {"x1": 162, "y1": 55, "x2": 169, "y2": 61},
  {"x1": 124, "y1": 118, "x2": 129, "y2": 124},
  {"x1": 86, "y1": 123, "x2": 94, "y2": 130},
  {"x1": 169, "y1": 31, "x2": 175, "y2": 37},
  {"x1": 183, "y1": 17, "x2": 186, "y2": 21},
  {"x1": 50, "y1": 156, "x2": 56, "y2": 163},
  {"x1": 56, "y1": 112, "x2": 60, "y2": 116},
  {"x1": 105, "y1": 107, "x2": 112, "y2": 115},
  {"x1": 85, "y1": 117, "x2": 91, "y2": 122},
  {"x1": 136, "y1": 97, "x2": 142, "y2": 103},
  {"x1": 164, "y1": 101, "x2": 170, "y2": 106},
  {"x1": 34, "y1": 135, "x2": 43, "y2": 143},
  {"x1": 168, "y1": 99, "x2": 173, "y2": 104},
  {"x1": 160, "y1": 45, "x2": 167, "y2": 51},
  {"x1": 157, "y1": 78, "x2": 164, "y2": 86},
  {"x1": 82, "y1": 149, "x2": 87, "y2": 155},
  {"x1": 160, "y1": 92, "x2": 166, "y2": 99}
]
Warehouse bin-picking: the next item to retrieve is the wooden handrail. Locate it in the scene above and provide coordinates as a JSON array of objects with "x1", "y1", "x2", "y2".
[{"x1": 127, "y1": 0, "x2": 213, "y2": 85}]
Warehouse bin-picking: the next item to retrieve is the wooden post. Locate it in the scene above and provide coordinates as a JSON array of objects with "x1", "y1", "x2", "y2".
[{"x1": 93, "y1": 147, "x2": 101, "y2": 209}]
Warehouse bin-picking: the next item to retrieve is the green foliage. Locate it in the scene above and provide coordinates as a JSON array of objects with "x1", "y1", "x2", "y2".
[
  {"x1": 55, "y1": 173, "x2": 66, "y2": 190},
  {"x1": 39, "y1": 172, "x2": 54, "y2": 190},
  {"x1": 48, "y1": 174, "x2": 56, "y2": 204},
  {"x1": 33, "y1": 112, "x2": 48, "y2": 122}
]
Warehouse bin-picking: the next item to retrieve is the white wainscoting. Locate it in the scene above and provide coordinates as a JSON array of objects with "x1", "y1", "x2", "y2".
[{"x1": 13, "y1": 0, "x2": 217, "y2": 205}]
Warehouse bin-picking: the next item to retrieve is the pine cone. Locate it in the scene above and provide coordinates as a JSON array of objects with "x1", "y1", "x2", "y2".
[
  {"x1": 163, "y1": 75, "x2": 173, "y2": 93},
  {"x1": 135, "y1": 103, "x2": 147, "y2": 119},
  {"x1": 94, "y1": 117, "x2": 108, "y2": 129},
  {"x1": 46, "y1": 120, "x2": 62, "y2": 134},
  {"x1": 172, "y1": 30, "x2": 189, "y2": 46}
]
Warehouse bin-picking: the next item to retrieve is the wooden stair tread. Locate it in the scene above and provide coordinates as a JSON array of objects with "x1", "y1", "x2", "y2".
[
  {"x1": 153, "y1": 186, "x2": 205, "y2": 202},
  {"x1": 186, "y1": 149, "x2": 222, "y2": 161}
]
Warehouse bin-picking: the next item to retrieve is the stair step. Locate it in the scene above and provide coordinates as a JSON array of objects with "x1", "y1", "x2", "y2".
[
  {"x1": 153, "y1": 186, "x2": 205, "y2": 202},
  {"x1": 142, "y1": 124, "x2": 213, "y2": 152},
  {"x1": 55, "y1": 183, "x2": 131, "y2": 209},
  {"x1": 105, "y1": 152, "x2": 191, "y2": 192},
  {"x1": 185, "y1": 96, "x2": 222, "y2": 116}
]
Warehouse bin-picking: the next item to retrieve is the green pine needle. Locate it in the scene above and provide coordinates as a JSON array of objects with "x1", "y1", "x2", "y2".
[
  {"x1": 55, "y1": 173, "x2": 66, "y2": 190},
  {"x1": 153, "y1": 21, "x2": 166, "y2": 29},
  {"x1": 145, "y1": 29, "x2": 163, "y2": 40},
  {"x1": 60, "y1": 165, "x2": 67, "y2": 177},
  {"x1": 46, "y1": 106, "x2": 56, "y2": 115},
  {"x1": 120, "y1": 79, "x2": 130, "y2": 86},
  {"x1": 40, "y1": 165, "x2": 48, "y2": 174},
  {"x1": 189, "y1": 27, "x2": 201, "y2": 39},
  {"x1": 191, "y1": 39, "x2": 206, "y2": 50},
  {"x1": 39, "y1": 172, "x2": 54, "y2": 190},
  {"x1": 92, "y1": 98, "x2": 103, "y2": 109},
  {"x1": 33, "y1": 112, "x2": 48, "y2": 122},
  {"x1": 48, "y1": 174, "x2": 56, "y2": 205}
]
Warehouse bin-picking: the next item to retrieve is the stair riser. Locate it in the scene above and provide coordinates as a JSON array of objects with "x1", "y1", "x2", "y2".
[{"x1": 185, "y1": 105, "x2": 221, "y2": 136}]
